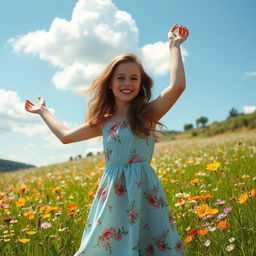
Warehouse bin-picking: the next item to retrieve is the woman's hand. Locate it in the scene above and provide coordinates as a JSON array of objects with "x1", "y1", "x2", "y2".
[
  {"x1": 25, "y1": 96, "x2": 46, "y2": 115},
  {"x1": 168, "y1": 24, "x2": 189, "y2": 46}
]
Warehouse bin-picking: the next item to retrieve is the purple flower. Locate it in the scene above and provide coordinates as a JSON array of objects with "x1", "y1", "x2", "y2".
[
  {"x1": 224, "y1": 206, "x2": 233, "y2": 214},
  {"x1": 215, "y1": 200, "x2": 226, "y2": 205},
  {"x1": 217, "y1": 213, "x2": 228, "y2": 220}
]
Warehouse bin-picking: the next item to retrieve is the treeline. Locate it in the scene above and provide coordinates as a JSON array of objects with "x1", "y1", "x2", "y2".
[{"x1": 0, "y1": 159, "x2": 36, "y2": 172}]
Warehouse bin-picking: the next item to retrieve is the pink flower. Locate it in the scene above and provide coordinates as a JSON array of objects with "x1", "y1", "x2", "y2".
[
  {"x1": 102, "y1": 227, "x2": 116, "y2": 240},
  {"x1": 40, "y1": 222, "x2": 52, "y2": 229},
  {"x1": 115, "y1": 233, "x2": 122, "y2": 241}
]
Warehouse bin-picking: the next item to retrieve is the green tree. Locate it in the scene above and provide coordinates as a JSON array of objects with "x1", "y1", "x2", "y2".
[
  {"x1": 228, "y1": 107, "x2": 240, "y2": 119},
  {"x1": 184, "y1": 123, "x2": 194, "y2": 131},
  {"x1": 196, "y1": 116, "x2": 208, "y2": 127}
]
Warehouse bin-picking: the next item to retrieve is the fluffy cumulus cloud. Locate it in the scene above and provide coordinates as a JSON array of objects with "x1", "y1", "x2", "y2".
[
  {"x1": 9, "y1": 0, "x2": 188, "y2": 91},
  {"x1": 0, "y1": 89, "x2": 54, "y2": 136},
  {"x1": 243, "y1": 106, "x2": 256, "y2": 114}
]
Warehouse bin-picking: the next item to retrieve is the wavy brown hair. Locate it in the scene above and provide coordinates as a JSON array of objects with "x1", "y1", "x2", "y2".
[{"x1": 83, "y1": 53, "x2": 166, "y2": 141}]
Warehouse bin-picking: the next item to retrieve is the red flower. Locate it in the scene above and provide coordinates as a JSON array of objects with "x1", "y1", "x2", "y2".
[
  {"x1": 102, "y1": 227, "x2": 116, "y2": 240},
  {"x1": 146, "y1": 243, "x2": 154, "y2": 256},
  {"x1": 188, "y1": 228, "x2": 198, "y2": 236},
  {"x1": 115, "y1": 233, "x2": 122, "y2": 241},
  {"x1": 156, "y1": 240, "x2": 168, "y2": 251}
]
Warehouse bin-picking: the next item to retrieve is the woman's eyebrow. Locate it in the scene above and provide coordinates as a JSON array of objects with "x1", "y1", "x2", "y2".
[{"x1": 115, "y1": 73, "x2": 139, "y2": 76}]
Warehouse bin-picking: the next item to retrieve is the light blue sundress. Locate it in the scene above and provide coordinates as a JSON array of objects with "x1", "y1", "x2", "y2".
[{"x1": 74, "y1": 120, "x2": 186, "y2": 256}]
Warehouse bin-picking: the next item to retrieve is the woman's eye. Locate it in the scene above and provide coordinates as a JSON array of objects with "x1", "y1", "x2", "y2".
[{"x1": 117, "y1": 77, "x2": 124, "y2": 80}]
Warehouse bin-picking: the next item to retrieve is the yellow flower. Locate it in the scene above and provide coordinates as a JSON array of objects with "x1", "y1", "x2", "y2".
[
  {"x1": 23, "y1": 211, "x2": 34, "y2": 220},
  {"x1": 196, "y1": 204, "x2": 210, "y2": 218},
  {"x1": 17, "y1": 238, "x2": 30, "y2": 243},
  {"x1": 51, "y1": 186, "x2": 61, "y2": 194},
  {"x1": 217, "y1": 220, "x2": 230, "y2": 230},
  {"x1": 186, "y1": 226, "x2": 191, "y2": 231},
  {"x1": 208, "y1": 208, "x2": 219, "y2": 215},
  {"x1": 15, "y1": 198, "x2": 26, "y2": 207},
  {"x1": 238, "y1": 192, "x2": 248, "y2": 203},
  {"x1": 43, "y1": 213, "x2": 51, "y2": 219},
  {"x1": 206, "y1": 162, "x2": 221, "y2": 171},
  {"x1": 45, "y1": 206, "x2": 58, "y2": 213},
  {"x1": 26, "y1": 231, "x2": 37, "y2": 235}
]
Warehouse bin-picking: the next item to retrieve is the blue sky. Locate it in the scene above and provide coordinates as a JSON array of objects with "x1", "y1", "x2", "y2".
[{"x1": 1, "y1": 0, "x2": 256, "y2": 167}]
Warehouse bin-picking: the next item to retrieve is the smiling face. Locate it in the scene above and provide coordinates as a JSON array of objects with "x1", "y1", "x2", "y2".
[{"x1": 109, "y1": 61, "x2": 141, "y2": 103}]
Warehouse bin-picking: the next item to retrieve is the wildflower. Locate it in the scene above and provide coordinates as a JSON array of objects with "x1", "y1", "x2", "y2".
[
  {"x1": 223, "y1": 206, "x2": 233, "y2": 214},
  {"x1": 217, "y1": 221, "x2": 230, "y2": 230},
  {"x1": 206, "y1": 162, "x2": 220, "y2": 171},
  {"x1": 208, "y1": 226, "x2": 216, "y2": 232},
  {"x1": 186, "y1": 226, "x2": 191, "y2": 231},
  {"x1": 226, "y1": 244, "x2": 235, "y2": 252},
  {"x1": 67, "y1": 203, "x2": 77, "y2": 211},
  {"x1": 250, "y1": 188, "x2": 256, "y2": 197},
  {"x1": 188, "y1": 228, "x2": 198, "y2": 236},
  {"x1": 229, "y1": 237, "x2": 235, "y2": 243},
  {"x1": 23, "y1": 211, "x2": 35, "y2": 220},
  {"x1": 15, "y1": 198, "x2": 26, "y2": 207},
  {"x1": 20, "y1": 185, "x2": 27, "y2": 193},
  {"x1": 214, "y1": 200, "x2": 226, "y2": 205},
  {"x1": 238, "y1": 193, "x2": 248, "y2": 204},
  {"x1": 217, "y1": 213, "x2": 227, "y2": 220},
  {"x1": 184, "y1": 236, "x2": 193, "y2": 243},
  {"x1": 175, "y1": 199, "x2": 185, "y2": 206},
  {"x1": 40, "y1": 222, "x2": 52, "y2": 229},
  {"x1": 42, "y1": 213, "x2": 51, "y2": 219},
  {"x1": 196, "y1": 204, "x2": 210, "y2": 218},
  {"x1": 51, "y1": 186, "x2": 61, "y2": 194},
  {"x1": 190, "y1": 178, "x2": 200, "y2": 185},
  {"x1": 26, "y1": 231, "x2": 37, "y2": 235},
  {"x1": 204, "y1": 240, "x2": 211, "y2": 247},
  {"x1": 17, "y1": 238, "x2": 30, "y2": 243},
  {"x1": 199, "y1": 228, "x2": 208, "y2": 236}
]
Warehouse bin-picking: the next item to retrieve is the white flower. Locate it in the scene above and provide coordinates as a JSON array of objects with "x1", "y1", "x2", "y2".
[
  {"x1": 228, "y1": 237, "x2": 235, "y2": 243},
  {"x1": 175, "y1": 192, "x2": 183, "y2": 197},
  {"x1": 208, "y1": 226, "x2": 216, "y2": 232},
  {"x1": 204, "y1": 240, "x2": 211, "y2": 247},
  {"x1": 226, "y1": 244, "x2": 235, "y2": 252}
]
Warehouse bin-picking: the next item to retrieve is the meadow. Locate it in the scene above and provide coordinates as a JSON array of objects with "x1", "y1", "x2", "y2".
[{"x1": 0, "y1": 130, "x2": 255, "y2": 256}]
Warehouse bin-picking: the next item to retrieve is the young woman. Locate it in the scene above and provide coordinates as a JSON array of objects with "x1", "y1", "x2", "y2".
[{"x1": 25, "y1": 24, "x2": 189, "y2": 256}]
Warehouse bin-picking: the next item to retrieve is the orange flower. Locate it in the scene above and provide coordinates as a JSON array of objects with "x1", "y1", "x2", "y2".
[
  {"x1": 250, "y1": 188, "x2": 256, "y2": 197},
  {"x1": 217, "y1": 221, "x2": 230, "y2": 230},
  {"x1": 190, "y1": 178, "x2": 200, "y2": 185},
  {"x1": 206, "y1": 162, "x2": 221, "y2": 171},
  {"x1": 184, "y1": 236, "x2": 193, "y2": 243},
  {"x1": 67, "y1": 203, "x2": 77, "y2": 211},
  {"x1": 238, "y1": 193, "x2": 248, "y2": 204},
  {"x1": 199, "y1": 227, "x2": 208, "y2": 236},
  {"x1": 23, "y1": 211, "x2": 35, "y2": 220},
  {"x1": 45, "y1": 206, "x2": 58, "y2": 213}
]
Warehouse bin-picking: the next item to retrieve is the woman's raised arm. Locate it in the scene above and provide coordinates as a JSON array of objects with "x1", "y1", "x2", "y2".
[{"x1": 25, "y1": 96, "x2": 102, "y2": 144}]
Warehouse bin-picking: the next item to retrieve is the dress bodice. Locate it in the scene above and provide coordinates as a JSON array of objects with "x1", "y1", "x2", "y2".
[{"x1": 103, "y1": 120, "x2": 155, "y2": 168}]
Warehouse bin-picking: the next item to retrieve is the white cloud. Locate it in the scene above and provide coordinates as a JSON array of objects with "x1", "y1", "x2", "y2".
[
  {"x1": 9, "y1": 0, "x2": 188, "y2": 91},
  {"x1": 0, "y1": 89, "x2": 68, "y2": 138},
  {"x1": 243, "y1": 106, "x2": 256, "y2": 114},
  {"x1": 141, "y1": 42, "x2": 188, "y2": 76},
  {"x1": 245, "y1": 71, "x2": 256, "y2": 78}
]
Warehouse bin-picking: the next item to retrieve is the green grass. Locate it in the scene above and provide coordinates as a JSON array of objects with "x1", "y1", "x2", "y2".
[{"x1": 0, "y1": 130, "x2": 255, "y2": 255}]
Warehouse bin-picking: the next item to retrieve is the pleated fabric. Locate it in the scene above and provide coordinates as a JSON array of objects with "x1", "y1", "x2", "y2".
[{"x1": 74, "y1": 120, "x2": 186, "y2": 256}]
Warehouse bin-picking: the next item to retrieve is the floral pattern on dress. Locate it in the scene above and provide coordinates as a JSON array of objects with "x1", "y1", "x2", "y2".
[
  {"x1": 107, "y1": 121, "x2": 128, "y2": 144},
  {"x1": 114, "y1": 175, "x2": 127, "y2": 196},
  {"x1": 146, "y1": 243, "x2": 154, "y2": 256},
  {"x1": 153, "y1": 229, "x2": 172, "y2": 252},
  {"x1": 93, "y1": 226, "x2": 129, "y2": 254},
  {"x1": 97, "y1": 183, "x2": 109, "y2": 201},
  {"x1": 126, "y1": 200, "x2": 140, "y2": 225},
  {"x1": 143, "y1": 184, "x2": 168, "y2": 209},
  {"x1": 175, "y1": 240, "x2": 186, "y2": 255},
  {"x1": 127, "y1": 149, "x2": 146, "y2": 165},
  {"x1": 104, "y1": 148, "x2": 112, "y2": 162}
]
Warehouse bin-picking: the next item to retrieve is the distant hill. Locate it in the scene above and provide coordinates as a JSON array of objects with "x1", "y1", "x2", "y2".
[{"x1": 0, "y1": 159, "x2": 36, "y2": 172}]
